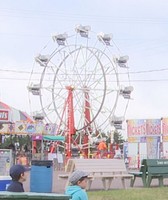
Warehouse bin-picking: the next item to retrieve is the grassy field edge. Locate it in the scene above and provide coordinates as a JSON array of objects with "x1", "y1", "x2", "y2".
[{"x1": 88, "y1": 187, "x2": 168, "y2": 200}]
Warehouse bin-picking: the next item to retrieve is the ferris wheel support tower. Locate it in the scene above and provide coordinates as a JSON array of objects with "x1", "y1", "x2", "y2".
[
  {"x1": 83, "y1": 87, "x2": 92, "y2": 157},
  {"x1": 65, "y1": 86, "x2": 92, "y2": 159},
  {"x1": 65, "y1": 86, "x2": 75, "y2": 159}
]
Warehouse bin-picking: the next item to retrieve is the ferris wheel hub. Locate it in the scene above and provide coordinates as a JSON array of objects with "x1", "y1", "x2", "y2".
[{"x1": 66, "y1": 86, "x2": 75, "y2": 91}]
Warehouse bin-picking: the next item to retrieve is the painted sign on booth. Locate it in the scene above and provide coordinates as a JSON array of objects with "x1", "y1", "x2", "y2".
[
  {"x1": 162, "y1": 118, "x2": 168, "y2": 134},
  {"x1": 146, "y1": 136, "x2": 160, "y2": 159},
  {"x1": 146, "y1": 119, "x2": 161, "y2": 135},
  {"x1": 127, "y1": 119, "x2": 146, "y2": 136},
  {"x1": 0, "y1": 110, "x2": 9, "y2": 122}
]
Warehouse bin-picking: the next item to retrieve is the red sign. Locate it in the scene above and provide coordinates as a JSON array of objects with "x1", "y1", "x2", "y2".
[{"x1": 0, "y1": 110, "x2": 9, "y2": 121}]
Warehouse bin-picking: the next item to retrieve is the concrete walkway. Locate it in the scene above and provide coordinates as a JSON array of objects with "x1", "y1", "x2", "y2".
[{"x1": 24, "y1": 169, "x2": 167, "y2": 194}]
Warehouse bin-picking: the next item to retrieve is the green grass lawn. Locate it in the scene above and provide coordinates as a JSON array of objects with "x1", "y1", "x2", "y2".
[{"x1": 88, "y1": 187, "x2": 168, "y2": 200}]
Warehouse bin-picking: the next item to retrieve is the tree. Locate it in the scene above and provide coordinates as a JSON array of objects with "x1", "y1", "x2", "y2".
[
  {"x1": 0, "y1": 134, "x2": 31, "y2": 151},
  {"x1": 113, "y1": 130, "x2": 125, "y2": 144},
  {"x1": 112, "y1": 130, "x2": 125, "y2": 153}
]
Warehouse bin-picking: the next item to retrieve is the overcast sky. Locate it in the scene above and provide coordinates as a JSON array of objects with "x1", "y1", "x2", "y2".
[{"x1": 1, "y1": 0, "x2": 168, "y2": 126}]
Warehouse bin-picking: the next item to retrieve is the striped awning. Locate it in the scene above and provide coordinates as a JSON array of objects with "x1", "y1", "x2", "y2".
[{"x1": 0, "y1": 101, "x2": 33, "y2": 123}]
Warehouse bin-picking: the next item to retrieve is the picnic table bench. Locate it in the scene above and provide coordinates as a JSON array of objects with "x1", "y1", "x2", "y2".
[
  {"x1": 129, "y1": 159, "x2": 147, "y2": 187},
  {"x1": 130, "y1": 159, "x2": 168, "y2": 187},
  {"x1": 145, "y1": 159, "x2": 168, "y2": 187},
  {"x1": 59, "y1": 159, "x2": 133, "y2": 190}
]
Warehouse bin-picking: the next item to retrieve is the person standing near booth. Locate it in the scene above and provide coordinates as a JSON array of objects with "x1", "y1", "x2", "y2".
[{"x1": 97, "y1": 139, "x2": 107, "y2": 158}]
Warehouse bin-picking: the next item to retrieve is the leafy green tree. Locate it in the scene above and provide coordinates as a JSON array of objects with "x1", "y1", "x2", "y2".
[
  {"x1": 113, "y1": 130, "x2": 125, "y2": 145},
  {"x1": 112, "y1": 130, "x2": 125, "y2": 153},
  {"x1": 0, "y1": 134, "x2": 31, "y2": 151}
]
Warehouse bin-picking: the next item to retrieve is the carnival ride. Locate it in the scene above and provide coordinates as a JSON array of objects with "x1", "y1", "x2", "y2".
[{"x1": 28, "y1": 25, "x2": 133, "y2": 159}]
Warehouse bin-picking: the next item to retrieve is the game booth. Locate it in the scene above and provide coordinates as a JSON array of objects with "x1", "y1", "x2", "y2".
[
  {"x1": 0, "y1": 101, "x2": 66, "y2": 166},
  {"x1": 0, "y1": 120, "x2": 65, "y2": 161},
  {"x1": 126, "y1": 118, "x2": 168, "y2": 169}
]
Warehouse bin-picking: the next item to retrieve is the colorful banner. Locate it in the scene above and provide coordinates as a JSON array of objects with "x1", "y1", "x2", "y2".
[
  {"x1": 43, "y1": 123, "x2": 57, "y2": 135},
  {"x1": 26, "y1": 123, "x2": 36, "y2": 133},
  {"x1": 146, "y1": 136, "x2": 160, "y2": 159},
  {"x1": 127, "y1": 118, "x2": 166, "y2": 163},
  {"x1": 35, "y1": 123, "x2": 44, "y2": 134},
  {"x1": 8, "y1": 123, "x2": 15, "y2": 133},
  {"x1": 15, "y1": 122, "x2": 27, "y2": 134},
  {"x1": 127, "y1": 119, "x2": 161, "y2": 137},
  {"x1": 0, "y1": 124, "x2": 8, "y2": 133},
  {"x1": 163, "y1": 136, "x2": 168, "y2": 142},
  {"x1": 127, "y1": 119, "x2": 146, "y2": 136},
  {"x1": 162, "y1": 118, "x2": 168, "y2": 135},
  {"x1": 0, "y1": 121, "x2": 57, "y2": 135},
  {"x1": 128, "y1": 136, "x2": 147, "y2": 143},
  {"x1": 146, "y1": 119, "x2": 161, "y2": 135},
  {"x1": 128, "y1": 137, "x2": 139, "y2": 143}
]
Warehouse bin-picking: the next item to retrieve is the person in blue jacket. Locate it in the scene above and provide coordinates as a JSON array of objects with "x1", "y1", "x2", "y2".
[
  {"x1": 7, "y1": 164, "x2": 30, "y2": 192},
  {"x1": 65, "y1": 170, "x2": 89, "y2": 200}
]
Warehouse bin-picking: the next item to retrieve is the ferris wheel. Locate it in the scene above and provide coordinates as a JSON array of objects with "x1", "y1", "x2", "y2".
[{"x1": 28, "y1": 25, "x2": 133, "y2": 157}]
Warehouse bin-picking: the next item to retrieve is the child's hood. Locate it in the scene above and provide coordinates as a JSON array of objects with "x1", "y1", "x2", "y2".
[{"x1": 65, "y1": 185, "x2": 82, "y2": 195}]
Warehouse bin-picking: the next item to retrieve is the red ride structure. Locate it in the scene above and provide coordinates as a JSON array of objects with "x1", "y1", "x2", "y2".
[
  {"x1": 60, "y1": 86, "x2": 91, "y2": 159},
  {"x1": 65, "y1": 86, "x2": 75, "y2": 159}
]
